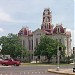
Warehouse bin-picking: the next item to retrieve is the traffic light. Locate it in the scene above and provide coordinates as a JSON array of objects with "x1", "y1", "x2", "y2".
[
  {"x1": 73, "y1": 47, "x2": 75, "y2": 54},
  {"x1": 59, "y1": 47, "x2": 61, "y2": 51}
]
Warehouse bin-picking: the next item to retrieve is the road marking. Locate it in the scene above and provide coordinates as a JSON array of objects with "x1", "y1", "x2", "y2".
[
  {"x1": 10, "y1": 72, "x2": 12, "y2": 75},
  {"x1": 10, "y1": 73, "x2": 12, "y2": 75},
  {"x1": 20, "y1": 72, "x2": 22, "y2": 74},
  {"x1": 35, "y1": 72, "x2": 37, "y2": 73},
  {"x1": 15, "y1": 73, "x2": 17, "y2": 75},
  {"x1": 24, "y1": 72, "x2": 26, "y2": 74},
  {"x1": 28, "y1": 72, "x2": 29, "y2": 74},
  {"x1": 0, "y1": 71, "x2": 48, "y2": 75}
]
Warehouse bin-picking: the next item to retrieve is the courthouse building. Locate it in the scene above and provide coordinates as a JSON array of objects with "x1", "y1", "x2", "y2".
[{"x1": 18, "y1": 8, "x2": 72, "y2": 60}]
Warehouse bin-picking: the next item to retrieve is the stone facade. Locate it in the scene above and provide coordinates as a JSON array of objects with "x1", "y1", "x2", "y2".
[{"x1": 18, "y1": 8, "x2": 72, "y2": 60}]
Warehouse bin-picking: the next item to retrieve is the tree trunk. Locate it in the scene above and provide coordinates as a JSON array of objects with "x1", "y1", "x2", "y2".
[{"x1": 47, "y1": 57, "x2": 51, "y2": 63}]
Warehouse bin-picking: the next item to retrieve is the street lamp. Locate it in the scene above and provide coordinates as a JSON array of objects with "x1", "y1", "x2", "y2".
[
  {"x1": 56, "y1": 46, "x2": 62, "y2": 71},
  {"x1": 56, "y1": 46, "x2": 60, "y2": 71}
]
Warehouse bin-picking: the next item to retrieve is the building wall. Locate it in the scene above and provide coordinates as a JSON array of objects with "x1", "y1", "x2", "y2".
[
  {"x1": 20, "y1": 30, "x2": 71, "y2": 57},
  {"x1": 33, "y1": 29, "x2": 45, "y2": 51},
  {"x1": 66, "y1": 36, "x2": 71, "y2": 56}
]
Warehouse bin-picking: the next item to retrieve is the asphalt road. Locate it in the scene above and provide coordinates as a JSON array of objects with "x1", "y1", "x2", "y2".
[{"x1": 0, "y1": 65, "x2": 72, "y2": 75}]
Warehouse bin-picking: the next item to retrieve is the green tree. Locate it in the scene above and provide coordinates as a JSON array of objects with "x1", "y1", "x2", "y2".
[
  {"x1": 34, "y1": 36, "x2": 65, "y2": 63},
  {"x1": 0, "y1": 33, "x2": 28, "y2": 59}
]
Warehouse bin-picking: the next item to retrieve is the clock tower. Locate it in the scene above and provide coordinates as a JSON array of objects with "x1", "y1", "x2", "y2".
[{"x1": 41, "y1": 8, "x2": 53, "y2": 33}]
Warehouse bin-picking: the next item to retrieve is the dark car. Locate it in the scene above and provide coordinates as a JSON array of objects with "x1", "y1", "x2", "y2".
[{"x1": 1, "y1": 58, "x2": 20, "y2": 66}]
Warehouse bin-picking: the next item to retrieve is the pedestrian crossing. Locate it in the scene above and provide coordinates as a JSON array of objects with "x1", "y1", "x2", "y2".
[{"x1": 0, "y1": 71, "x2": 49, "y2": 75}]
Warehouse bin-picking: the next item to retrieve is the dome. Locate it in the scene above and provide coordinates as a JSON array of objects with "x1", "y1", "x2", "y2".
[
  {"x1": 18, "y1": 27, "x2": 32, "y2": 36},
  {"x1": 53, "y1": 24, "x2": 65, "y2": 34}
]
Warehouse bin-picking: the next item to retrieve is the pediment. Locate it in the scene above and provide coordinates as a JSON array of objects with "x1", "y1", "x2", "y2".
[{"x1": 33, "y1": 28, "x2": 45, "y2": 35}]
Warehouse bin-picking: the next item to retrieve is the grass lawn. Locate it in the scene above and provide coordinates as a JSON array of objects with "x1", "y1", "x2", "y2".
[{"x1": 21, "y1": 63, "x2": 72, "y2": 66}]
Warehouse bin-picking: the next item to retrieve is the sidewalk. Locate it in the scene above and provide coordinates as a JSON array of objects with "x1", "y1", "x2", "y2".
[{"x1": 48, "y1": 68, "x2": 75, "y2": 75}]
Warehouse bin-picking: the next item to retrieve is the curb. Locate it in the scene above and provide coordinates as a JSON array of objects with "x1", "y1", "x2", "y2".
[
  {"x1": 21, "y1": 63, "x2": 56, "y2": 66},
  {"x1": 48, "y1": 69, "x2": 75, "y2": 75},
  {"x1": 0, "y1": 66, "x2": 11, "y2": 67}
]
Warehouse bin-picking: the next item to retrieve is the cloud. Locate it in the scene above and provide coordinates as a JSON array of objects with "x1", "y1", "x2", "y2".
[
  {"x1": 66, "y1": 29, "x2": 71, "y2": 32},
  {"x1": 73, "y1": 30, "x2": 75, "y2": 46},
  {"x1": 0, "y1": 8, "x2": 40, "y2": 24},
  {"x1": 0, "y1": 28, "x2": 4, "y2": 32},
  {"x1": 0, "y1": 9, "x2": 14, "y2": 22}
]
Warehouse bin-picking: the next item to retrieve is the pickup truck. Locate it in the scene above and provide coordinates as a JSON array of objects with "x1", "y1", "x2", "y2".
[{"x1": 0, "y1": 58, "x2": 20, "y2": 66}]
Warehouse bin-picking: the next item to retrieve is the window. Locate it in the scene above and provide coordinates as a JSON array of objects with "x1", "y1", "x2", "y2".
[
  {"x1": 47, "y1": 24, "x2": 48, "y2": 29},
  {"x1": 59, "y1": 39, "x2": 61, "y2": 43},
  {"x1": 58, "y1": 28, "x2": 60, "y2": 32},
  {"x1": 32, "y1": 40, "x2": 33, "y2": 50},
  {"x1": 36, "y1": 38, "x2": 38, "y2": 45},
  {"x1": 29, "y1": 40, "x2": 31, "y2": 50},
  {"x1": 29, "y1": 40, "x2": 33, "y2": 50},
  {"x1": 22, "y1": 40, "x2": 25, "y2": 47},
  {"x1": 57, "y1": 27, "x2": 60, "y2": 33}
]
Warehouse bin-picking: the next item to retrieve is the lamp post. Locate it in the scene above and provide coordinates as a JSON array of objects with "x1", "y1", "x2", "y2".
[{"x1": 56, "y1": 46, "x2": 60, "y2": 71}]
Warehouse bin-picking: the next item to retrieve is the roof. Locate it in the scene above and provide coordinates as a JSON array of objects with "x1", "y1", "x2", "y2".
[
  {"x1": 53, "y1": 24, "x2": 65, "y2": 34},
  {"x1": 18, "y1": 27, "x2": 33, "y2": 36}
]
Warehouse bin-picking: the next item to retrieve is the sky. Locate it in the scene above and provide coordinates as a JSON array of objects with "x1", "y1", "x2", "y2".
[{"x1": 0, "y1": 0, "x2": 74, "y2": 48}]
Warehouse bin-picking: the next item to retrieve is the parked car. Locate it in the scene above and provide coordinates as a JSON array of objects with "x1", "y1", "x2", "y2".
[
  {"x1": 0, "y1": 58, "x2": 3, "y2": 64},
  {"x1": 1, "y1": 58, "x2": 20, "y2": 66}
]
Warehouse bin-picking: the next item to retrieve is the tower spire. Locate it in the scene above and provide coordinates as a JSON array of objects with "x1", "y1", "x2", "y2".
[{"x1": 41, "y1": 8, "x2": 53, "y2": 33}]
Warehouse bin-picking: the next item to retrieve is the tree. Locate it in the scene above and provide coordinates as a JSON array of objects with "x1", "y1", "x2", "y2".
[
  {"x1": 34, "y1": 36, "x2": 65, "y2": 63},
  {"x1": 0, "y1": 33, "x2": 28, "y2": 59}
]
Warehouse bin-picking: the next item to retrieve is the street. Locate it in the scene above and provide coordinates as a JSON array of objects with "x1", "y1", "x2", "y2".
[{"x1": 0, "y1": 65, "x2": 69, "y2": 75}]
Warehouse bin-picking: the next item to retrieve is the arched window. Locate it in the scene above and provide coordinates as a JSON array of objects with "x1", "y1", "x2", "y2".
[
  {"x1": 58, "y1": 28, "x2": 60, "y2": 32},
  {"x1": 49, "y1": 24, "x2": 50, "y2": 29},
  {"x1": 36, "y1": 38, "x2": 38, "y2": 45},
  {"x1": 57, "y1": 27, "x2": 60, "y2": 33}
]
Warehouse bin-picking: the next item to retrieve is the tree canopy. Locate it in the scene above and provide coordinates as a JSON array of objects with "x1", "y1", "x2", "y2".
[
  {"x1": 0, "y1": 33, "x2": 28, "y2": 59},
  {"x1": 34, "y1": 36, "x2": 66, "y2": 62}
]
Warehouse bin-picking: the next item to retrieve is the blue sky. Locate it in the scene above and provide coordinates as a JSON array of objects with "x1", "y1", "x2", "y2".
[{"x1": 0, "y1": 0, "x2": 74, "y2": 48}]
